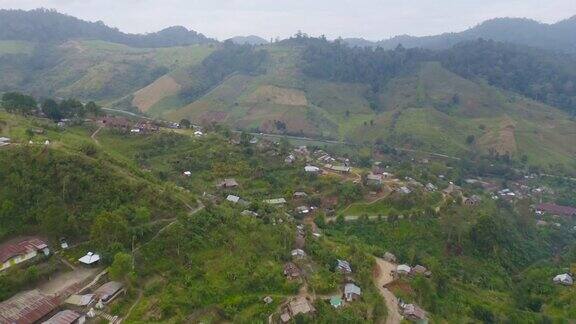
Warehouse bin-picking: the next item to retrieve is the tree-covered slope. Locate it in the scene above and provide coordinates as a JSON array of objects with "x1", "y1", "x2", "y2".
[
  {"x1": 0, "y1": 111, "x2": 192, "y2": 242},
  {"x1": 0, "y1": 8, "x2": 214, "y2": 47},
  {"x1": 0, "y1": 40, "x2": 215, "y2": 106}
]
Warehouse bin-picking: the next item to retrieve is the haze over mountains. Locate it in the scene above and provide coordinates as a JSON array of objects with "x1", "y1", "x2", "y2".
[{"x1": 344, "y1": 16, "x2": 576, "y2": 53}]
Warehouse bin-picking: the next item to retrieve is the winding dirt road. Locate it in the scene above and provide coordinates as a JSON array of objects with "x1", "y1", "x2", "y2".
[{"x1": 374, "y1": 257, "x2": 403, "y2": 324}]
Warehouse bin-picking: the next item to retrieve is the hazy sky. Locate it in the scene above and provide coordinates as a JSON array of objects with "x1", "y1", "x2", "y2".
[{"x1": 0, "y1": 0, "x2": 575, "y2": 40}]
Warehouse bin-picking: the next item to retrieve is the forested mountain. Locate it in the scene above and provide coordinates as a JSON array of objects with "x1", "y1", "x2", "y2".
[
  {"x1": 0, "y1": 8, "x2": 214, "y2": 47},
  {"x1": 300, "y1": 37, "x2": 576, "y2": 115},
  {"x1": 345, "y1": 16, "x2": 576, "y2": 53}
]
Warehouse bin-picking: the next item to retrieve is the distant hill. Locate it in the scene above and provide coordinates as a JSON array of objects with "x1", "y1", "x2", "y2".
[
  {"x1": 0, "y1": 8, "x2": 215, "y2": 47},
  {"x1": 344, "y1": 16, "x2": 576, "y2": 53},
  {"x1": 228, "y1": 35, "x2": 269, "y2": 45}
]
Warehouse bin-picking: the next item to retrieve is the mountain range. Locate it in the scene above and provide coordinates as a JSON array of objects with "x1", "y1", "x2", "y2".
[
  {"x1": 344, "y1": 16, "x2": 576, "y2": 53},
  {"x1": 0, "y1": 8, "x2": 575, "y2": 173}
]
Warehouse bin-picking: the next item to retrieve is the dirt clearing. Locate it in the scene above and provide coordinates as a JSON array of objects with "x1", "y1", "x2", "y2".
[{"x1": 373, "y1": 257, "x2": 403, "y2": 324}]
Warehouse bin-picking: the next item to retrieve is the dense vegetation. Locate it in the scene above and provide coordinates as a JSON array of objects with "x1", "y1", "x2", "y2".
[
  {"x1": 0, "y1": 8, "x2": 214, "y2": 47},
  {"x1": 179, "y1": 42, "x2": 268, "y2": 101},
  {"x1": 441, "y1": 39, "x2": 576, "y2": 115},
  {"x1": 300, "y1": 37, "x2": 576, "y2": 115}
]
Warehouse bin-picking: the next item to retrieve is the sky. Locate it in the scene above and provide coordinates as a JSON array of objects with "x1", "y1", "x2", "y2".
[{"x1": 0, "y1": 0, "x2": 575, "y2": 41}]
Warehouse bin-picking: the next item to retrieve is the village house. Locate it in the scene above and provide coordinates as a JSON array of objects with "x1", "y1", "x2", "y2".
[
  {"x1": 133, "y1": 120, "x2": 160, "y2": 133},
  {"x1": 0, "y1": 290, "x2": 59, "y2": 323},
  {"x1": 425, "y1": 183, "x2": 437, "y2": 192},
  {"x1": 78, "y1": 252, "x2": 100, "y2": 266},
  {"x1": 463, "y1": 195, "x2": 482, "y2": 207},
  {"x1": 293, "y1": 191, "x2": 308, "y2": 199},
  {"x1": 328, "y1": 165, "x2": 351, "y2": 173},
  {"x1": 0, "y1": 137, "x2": 10, "y2": 147},
  {"x1": 65, "y1": 294, "x2": 95, "y2": 307},
  {"x1": 183, "y1": 171, "x2": 192, "y2": 177},
  {"x1": 281, "y1": 296, "x2": 315, "y2": 322},
  {"x1": 304, "y1": 165, "x2": 321, "y2": 173},
  {"x1": 283, "y1": 262, "x2": 301, "y2": 280},
  {"x1": 396, "y1": 264, "x2": 412, "y2": 276},
  {"x1": 442, "y1": 182, "x2": 462, "y2": 196},
  {"x1": 536, "y1": 203, "x2": 576, "y2": 218},
  {"x1": 43, "y1": 309, "x2": 85, "y2": 324},
  {"x1": 330, "y1": 296, "x2": 343, "y2": 308},
  {"x1": 344, "y1": 283, "x2": 362, "y2": 301},
  {"x1": 383, "y1": 252, "x2": 397, "y2": 263},
  {"x1": 285, "y1": 154, "x2": 296, "y2": 164},
  {"x1": 0, "y1": 237, "x2": 50, "y2": 271},
  {"x1": 400, "y1": 302, "x2": 428, "y2": 322},
  {"x1": 241, "y1": 210, "x2": 258, "y2": 217},
  {"x1": 94, "y1": 281, "x2": 124, "y2": 305},
  {"x1": 264, "y1": 198, "x2": 287, "y2": 205},
  {"x1": 411, "y1": 265, "x2": 432, "y2": 277},
  {"x1": 397, "y1": 186, "x2": 412, "y2": 195},
  {"x1": 296, "y1": 206, "x2": 310, "y2": 214},
  {"x1": 226, "y1": 195, "x2": 242, "y2": 204},
  {"x1": 99, "y1": 117, "x2": 132, "y2": 131},
  {"x1": 553, "y1": 273, "x2": 573, "y2": 286},
  {"x1": 263, "y1": 296, "x2": 273, "y2": 304},
  {"x1": 291, "y1": 249, "x2": 306, "y2": 259},
  {"x1": 336, "y1": 259, "x2": 352, "y2": 274},
  {"x1": 217, "y1": 178, "x2": 239, "y2": 189},
  {"x1": 366, "y1": 173, "x2": 383, "y2": 186}
]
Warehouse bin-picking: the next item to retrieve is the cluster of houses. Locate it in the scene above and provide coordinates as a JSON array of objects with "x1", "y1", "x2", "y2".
[
  {"x1": 0, "y1": 279, "x2": 125, "y2": 324},
  {"x1": 0, "y1": 232, "x2": 129, "y2": 323},
  {"x1": 535, "y1": 203, "x2": 576, "y2": 228}
]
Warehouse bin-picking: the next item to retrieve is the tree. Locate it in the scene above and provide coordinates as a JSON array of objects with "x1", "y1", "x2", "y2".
[
  {"x1": 59, "y1": 98, "x2": 84, "y2": 118},
  {"x1": 1, "y1": 92, "x2": 36, "y2": 115},
  {"x1": 90, "y1": 211, "x2": 130, "y2": 249},
  {"x1": 108, "y1": 252, "x2": 134, "y2": 282},
  {"x1": 85, "y1": 101, "x2": 103, "y2": 117},
  {"x1": 466, "y1": 135, "x2": 475, "y2": 145},
  {"x1": 179, "y1": 118, "x2": 191, "y2": 129},
  {"x1": 42, "y1": 99, "x2": 61, "y2": 121}
]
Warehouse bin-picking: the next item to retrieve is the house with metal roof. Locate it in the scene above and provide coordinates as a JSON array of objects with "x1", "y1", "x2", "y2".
[
  {"x1": 0, "y1": 237, "x2": 49, "y2": 272},
  {"x1": 344, "y1": 283, "x2": 362, "y2": 301},
  {"x1": 78, "y1": 252, "x2": 100, "y2": 266},
  {"x1": 0, "y1": 290, "x2": 58, "y2": 324},
  {"x1": 42, "y1": 309, "x2": 84, "y2": 324}
]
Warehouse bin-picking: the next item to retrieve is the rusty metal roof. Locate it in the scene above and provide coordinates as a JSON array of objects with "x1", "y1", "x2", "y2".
[
  {"x1": 42, "y1": 309, "x2": 81, "y2": 324},
  {"x1": 0, "y1": 237, "x2": 48, "y2": 263},
  {"x1": 0, "y1": 290, "x2": 58, "y2": 324}
]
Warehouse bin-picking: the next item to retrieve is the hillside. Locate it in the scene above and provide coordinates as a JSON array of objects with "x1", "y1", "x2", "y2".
[
  {"x1": 155, "y1": 40, "x2": 576, "y2": 174},
  {"x1": 0, "y1": 39, "x2": 215, "y2": 106},
  {"x1": 0, "y1": 8, "x2": 214, "y2": 47},
  {"x1": 345, "y1": 16, "x2": 576, "y2": 53}
]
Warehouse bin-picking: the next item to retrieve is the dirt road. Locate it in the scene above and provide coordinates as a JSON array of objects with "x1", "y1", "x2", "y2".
[{"x1": 374, "y1": 257, "x2": 403, "y2": 324}]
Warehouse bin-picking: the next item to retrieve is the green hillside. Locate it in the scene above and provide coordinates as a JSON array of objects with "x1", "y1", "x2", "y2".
[
  {"x1": 159, "y1": 45, "x2": 576, "y2": 173},
  {"x1": 0, "y1": 40, "x2": 215, "y2": 106}
]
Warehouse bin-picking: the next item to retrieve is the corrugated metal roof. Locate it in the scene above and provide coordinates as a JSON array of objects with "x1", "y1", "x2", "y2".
[
  {"x1": 0, "y1": 237, "x2": 48, "y2": 264},
  {"x1": 94, "y1": 281, "x2": 123, "y2": 300},
  {"x1": 0, "y1": 290, "x2": 58, "y2": 324},
  {"x1": 42, "y1": 309, "x2": 81, "y2": 324}
]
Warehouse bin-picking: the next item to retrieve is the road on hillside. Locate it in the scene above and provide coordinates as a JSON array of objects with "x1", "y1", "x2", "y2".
[
  {"x1": 373, "y1": 257, "x2": 403, "y2": 324},
  {"x1": 246, "y1": 131, "x2": 461, "y2": 161}
]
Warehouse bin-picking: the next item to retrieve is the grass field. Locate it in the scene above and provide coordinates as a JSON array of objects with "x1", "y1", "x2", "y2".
[{"x1": 0, "y1": 40, "x2": 34, "y2": 55}]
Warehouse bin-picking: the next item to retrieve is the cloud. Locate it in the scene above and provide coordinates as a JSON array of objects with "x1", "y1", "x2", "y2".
[{"x1": 0, "y1": 0, "x2": 574, "y2": 40}]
